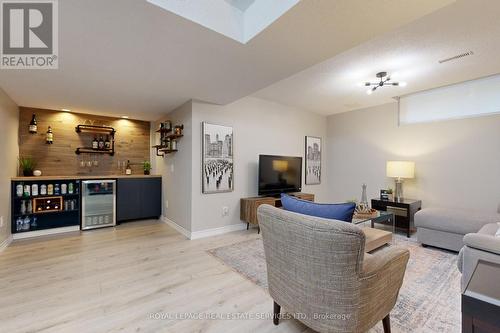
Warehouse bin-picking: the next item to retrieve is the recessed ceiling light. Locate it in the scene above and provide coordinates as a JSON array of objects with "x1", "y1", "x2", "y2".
[
  {"x1": 61, "y1": 108, "x2": 71, "y2": 112},
  {"x1": 121, "y1": 116, "x2": 129, "y2": 119}
]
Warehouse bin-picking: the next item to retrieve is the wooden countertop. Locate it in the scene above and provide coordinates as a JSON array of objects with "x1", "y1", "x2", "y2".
[{"x1": 12, "y1": 175, "x2": 162, "y2": 181}]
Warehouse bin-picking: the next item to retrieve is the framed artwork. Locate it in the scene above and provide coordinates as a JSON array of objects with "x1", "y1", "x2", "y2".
[
  {"x1": 202, "y1": 122, "x2": 234, "y2": 194},
  {"x1": 305, "y1": 136, "x2": 321, "y2": 185}
]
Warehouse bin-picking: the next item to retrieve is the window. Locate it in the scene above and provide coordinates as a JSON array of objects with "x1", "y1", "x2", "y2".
[{"x1": 399, "y1": 74, "x2": 500, "y2": 124}]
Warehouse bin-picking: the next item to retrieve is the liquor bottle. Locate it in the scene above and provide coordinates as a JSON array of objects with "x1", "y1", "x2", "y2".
[
  {"x1": 54, "y1": 184, "x2": 60, "y2": 195},
  {"x1": 27, "y1": 200, "x2": 33, "y2": 214},
  {"x1": 40, "y1": 184, "x2": 47, "y2": 195},
  {"x1": 125, "y1": 160, "x2": 132, "y2": 175},
  {"x1": 23, "y1": 185, "x2": 31, "y2": 197},
  {"x1": 47, "y1": 184, "x2": 54, "y2": 195},
  {"x1": 23, "y1": 216, "x2": 30, "y2": 231},
  {"x1": 98, "y1": 136, "x2": 105, "y2": 150},
  {"x1": 29, "y1": 114, "x2": 37, "y2": 134},
  {"x1": 31, "y1": 184, "x2": 38, "y2": 196},
  {"x1": 16, "y1": 183, "x2": 23, "y2": 197},
  {"x1": 68, "y1": 182, "x2": 74, "y2": 194},
  {"x1": 16, "y1": 217, "x2": 23, "y2": 232},
  {"x1": 105, "y1": 135, "x2": 111, "y2": 150},
  {"x1": 20, "y1": 200, "x2": 27, "y2": 215},
  {"x1": 61, "y1": 183, "x2": 67, "y2": 195},
  {"x1": 46, "y1": 126, "x2": 53, "y2": 144},
  {"x1": 92, "y1": 136, "x2": 98, "y2": 150}
]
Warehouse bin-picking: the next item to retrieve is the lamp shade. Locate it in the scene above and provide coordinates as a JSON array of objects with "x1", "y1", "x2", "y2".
[{"x1": 386, "y1": 161, "x2": 415, "y2": 179}]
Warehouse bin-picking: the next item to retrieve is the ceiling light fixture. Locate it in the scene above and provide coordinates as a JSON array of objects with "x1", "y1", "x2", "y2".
[
  {"x1": 364, "y1": 72, "x2": 406, "y2": 94},
  {"x1": 121, "y1": 116, "x2": 129, "y2": 119},
  {"x1": 61, "y1": 108, "x2": 71, "y2": 112}
]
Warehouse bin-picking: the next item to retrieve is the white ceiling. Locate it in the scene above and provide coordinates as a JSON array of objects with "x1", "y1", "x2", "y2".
[
  {"x1": 0, "y1": 0, "x2": 453, "y2": 120},
  {"x1": 254, "y1": 0, "x2": 500, "y2": 115},
  {"x1": 225, "y1": 0, "x2": 257, "y2": 12}
]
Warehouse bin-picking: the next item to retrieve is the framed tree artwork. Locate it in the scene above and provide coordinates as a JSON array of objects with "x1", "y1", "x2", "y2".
[
  {"x1": 202, "y1": 122, "x2": 234, "y2": 194},
  {"x1": 305, "y1": 136, "x2": 321, "y2": 185}
]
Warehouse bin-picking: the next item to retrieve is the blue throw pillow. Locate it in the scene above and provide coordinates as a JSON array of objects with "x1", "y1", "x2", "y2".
[{"x1": 280, "y1": 193, "x2": 356, "y2": 222}]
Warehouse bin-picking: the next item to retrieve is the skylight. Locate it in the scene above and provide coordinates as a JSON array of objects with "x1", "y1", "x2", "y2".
[{"x1": 146, "y1": 0, "x2": 300, "y2": 44}]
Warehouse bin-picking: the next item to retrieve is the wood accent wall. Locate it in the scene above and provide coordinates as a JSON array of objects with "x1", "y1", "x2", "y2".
[{"x1": 19, "y1": 107, "x2": 150, "y2": 176}]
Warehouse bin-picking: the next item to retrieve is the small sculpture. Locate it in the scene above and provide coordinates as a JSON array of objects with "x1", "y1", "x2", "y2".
[{"x1": 355, "y1": 183, "x2": 372, "y2": 214}]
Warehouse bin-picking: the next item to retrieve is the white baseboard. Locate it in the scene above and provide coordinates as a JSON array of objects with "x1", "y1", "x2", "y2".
[
  {"x1": 12, "y1": 226, "x2": 80, "y2": 240},
  {"x1": 0, "y1": 234, "x2": 13, "y2": 252},
  {"x1": 161, "y1": 216, "x2": 191, "y2": 239},
  {"x1": 190, "y1": 223, "x2": 247, "y2": 240},
  {"x1": 161, "y1": 216, "x2": 247, "y2": 240}
]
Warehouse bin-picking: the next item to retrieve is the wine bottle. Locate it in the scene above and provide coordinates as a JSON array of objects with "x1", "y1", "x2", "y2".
[
  {"x1": 29, "y1": 114, "x2": 37, "y2": 133},
  {"x1": 92, "y1": 136, "x2": 98, "y2": 150},
  {"x1": 105, "y1": 135, "x2": 111, "y2": 150},
  {"x1": 46, "y1": 126, "x2": 53, "y2": 144},
  {"x1": 98, "y1": 136, "x2": 105, "y2": 150},
  {"x1": 125, "y1": 160, "x2": 132, "y2": 175}
]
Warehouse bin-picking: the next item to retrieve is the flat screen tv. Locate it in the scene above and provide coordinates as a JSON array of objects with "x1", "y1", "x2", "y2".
[{"x1": 258, "y1": 155, "x2": 302, "y2": 196}]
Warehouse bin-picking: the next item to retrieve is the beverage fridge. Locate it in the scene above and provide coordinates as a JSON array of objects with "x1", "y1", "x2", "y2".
[{"x1": 81, "y1": 180, "x2": 116, "y2": 230}]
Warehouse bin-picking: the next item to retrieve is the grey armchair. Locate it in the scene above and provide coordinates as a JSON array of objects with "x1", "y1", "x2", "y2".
[{"x1": 258, "y1": 204, "x2": 409, "y2": 333}]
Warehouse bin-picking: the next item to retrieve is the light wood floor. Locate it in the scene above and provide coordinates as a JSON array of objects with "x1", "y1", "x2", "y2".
[{"x1": 0, "y1": 220, "x2": 314, "y2": 333}]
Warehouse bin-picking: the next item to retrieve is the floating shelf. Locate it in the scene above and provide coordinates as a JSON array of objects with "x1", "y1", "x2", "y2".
[
  {"x1": 75, "y1": 148, "x2": 115, "y2": 156},
  {"x1": 75, "y1": 124, "x2": 116, "y2": 155},
  {"x1": 76, "y1": 124, "x2": 116, "y2": 134}
]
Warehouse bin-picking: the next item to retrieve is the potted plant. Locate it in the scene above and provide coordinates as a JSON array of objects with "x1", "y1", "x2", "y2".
[
  {"x1": 19, "y1": 156, "x2": 36, "y2": 176},
  {"x1": 143, "y1": 161, "x2": 152, "y2": 175}
]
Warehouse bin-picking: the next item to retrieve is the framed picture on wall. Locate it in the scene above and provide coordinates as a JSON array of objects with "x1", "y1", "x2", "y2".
[
  {"x1": 202, "y1": 122, "x2": 234, "y2": 194},
  {"x1": 305, "y1": 136, "x2": 321, "y2": 185}
]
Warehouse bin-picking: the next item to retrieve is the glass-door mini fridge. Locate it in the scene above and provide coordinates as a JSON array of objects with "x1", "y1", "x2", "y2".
[{"x1": 82, "y1": 180, "x2": 116, "y2": 230}]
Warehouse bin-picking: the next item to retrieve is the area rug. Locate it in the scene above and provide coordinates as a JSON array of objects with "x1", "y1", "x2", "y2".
[{"x1": 208, "y1": 235, "x2": 461, "y2": 333}]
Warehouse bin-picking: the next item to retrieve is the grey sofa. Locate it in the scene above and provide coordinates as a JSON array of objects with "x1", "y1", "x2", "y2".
[
  {"x1": 257, "y1": 204, "x2": 409, "y2": 333},
  {"x1": 415, "y1": 208, "x2": 500, "y2": 252},
  {"x1": 458, "y1": 223, "x2": 500, "y2": 292}
]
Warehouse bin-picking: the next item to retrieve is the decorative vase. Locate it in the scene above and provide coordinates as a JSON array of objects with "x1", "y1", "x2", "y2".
[
  {"x1": 144, "y1": 170, "x2": 150, "y2": 175},
  {"x1": 23, "y1": 169, "x2": 33, "y2": 177}
]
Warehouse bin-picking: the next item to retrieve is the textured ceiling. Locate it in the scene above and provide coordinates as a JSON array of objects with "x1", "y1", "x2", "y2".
[
  {"x1": 254, "y1": 0, "x2": 500, "y2": 115},
  {"x1": 0, "y1": 0, "x2": 454, "y2": 120}
]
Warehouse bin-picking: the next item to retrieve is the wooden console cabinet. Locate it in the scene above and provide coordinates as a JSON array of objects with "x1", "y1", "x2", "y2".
[{"x1": 240, "y1": 192, "x2": 314, "y2": 232}]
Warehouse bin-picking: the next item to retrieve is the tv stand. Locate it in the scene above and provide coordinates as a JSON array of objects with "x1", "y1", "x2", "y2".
[{"x1": 240, "y1": 192, "x2": 315, "y2": 233}]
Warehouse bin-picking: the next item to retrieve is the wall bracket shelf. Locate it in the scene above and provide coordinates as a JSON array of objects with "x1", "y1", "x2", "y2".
[
  {"x1": 153, "y1": 123, "x2": 183, "y2": 157},
  {"x1": 75, "y1": 124, "x2": 116, "y2": 155}
]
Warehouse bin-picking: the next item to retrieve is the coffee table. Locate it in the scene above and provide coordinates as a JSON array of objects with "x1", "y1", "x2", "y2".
[{"x1": 352, "y1": 211, "x2": 395, "y2": 252}]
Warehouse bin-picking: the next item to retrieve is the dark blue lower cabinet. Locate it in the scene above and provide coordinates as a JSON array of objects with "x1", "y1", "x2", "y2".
[{"x1": 116, "y1": 177, "x2": 162, "y2": 222}]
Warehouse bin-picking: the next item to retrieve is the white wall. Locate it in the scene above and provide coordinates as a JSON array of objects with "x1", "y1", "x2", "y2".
[
  {"x1": 152, "y1": 101, "x2": 193, "y2": 231},
  {"x1": 0, "y1": 88, "x2": 19, "y2": 245},
  {"x1": 327, "y1": 102, "x2": 500, "y2": 213},
  {"x1": 190, "y1": 97, "x2": 329, "y2": 232},
  {"x1": 155, "y1": 97, "x2": 329, "y2": 234}
]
